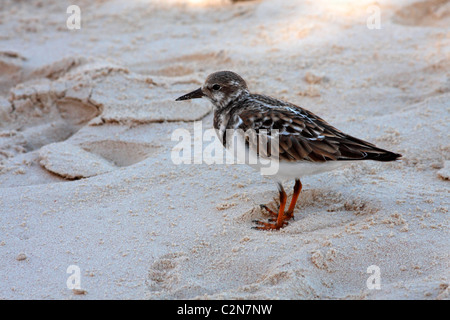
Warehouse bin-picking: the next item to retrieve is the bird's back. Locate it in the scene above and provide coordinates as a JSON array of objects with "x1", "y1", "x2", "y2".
[{"x1": 217, "y1": 93, "x2": 402, "y2": 163}]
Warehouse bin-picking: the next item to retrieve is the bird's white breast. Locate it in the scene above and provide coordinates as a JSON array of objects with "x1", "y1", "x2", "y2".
[{"x1": 222, "y1": 129, "x2": 350, "y2": 180}]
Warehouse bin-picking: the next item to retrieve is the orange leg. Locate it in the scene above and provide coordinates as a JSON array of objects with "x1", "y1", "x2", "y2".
[
  {"x1": 255, "y1": 179, "x2": 302, "y2": 230},
  {"x1": 286, "y1": 179, "x2": 302, "y2": 219},
  {"x1": 253, "y1": 183, "x2": 288, "y2": 230}
]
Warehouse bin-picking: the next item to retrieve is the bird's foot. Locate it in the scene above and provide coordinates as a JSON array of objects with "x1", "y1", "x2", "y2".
[
  {"x1": 252, "y1": 212, "x2": 293, "y2": 231},
  {"x1": 259, "y1": 204, "x2": 278, "y2": 217}
]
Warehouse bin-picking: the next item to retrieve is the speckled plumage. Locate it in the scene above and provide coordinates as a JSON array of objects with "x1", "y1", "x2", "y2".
[{"x1": 176, "y1": 71, "x2": 402, "y2": 230}]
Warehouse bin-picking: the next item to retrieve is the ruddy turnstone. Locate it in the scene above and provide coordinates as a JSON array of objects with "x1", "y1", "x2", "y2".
[{"x1": 176, "y1": 71, "x2": 401, "y2": 230}]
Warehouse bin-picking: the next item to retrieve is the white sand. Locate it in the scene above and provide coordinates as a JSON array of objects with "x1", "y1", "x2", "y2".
[{"x1": 0, "y1": 0, "x2": 449, "y2": 299}]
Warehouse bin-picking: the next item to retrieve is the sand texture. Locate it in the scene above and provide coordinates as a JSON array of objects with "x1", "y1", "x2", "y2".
[{"x1": 0, "y1": 0, "x2": 449, "y2": 299}]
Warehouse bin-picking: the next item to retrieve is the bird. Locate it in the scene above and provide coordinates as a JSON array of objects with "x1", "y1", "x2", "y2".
[{"x1": 175, "y1": 71, "x2": 401, "y2": 230}]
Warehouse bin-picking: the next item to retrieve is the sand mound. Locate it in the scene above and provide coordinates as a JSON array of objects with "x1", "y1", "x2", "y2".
[{"x1": 39, "y1": 142, "x2": 117, "y2": 179}]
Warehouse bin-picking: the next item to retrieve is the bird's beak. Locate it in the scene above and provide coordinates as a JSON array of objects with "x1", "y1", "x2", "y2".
[{"x1": 175, "y1": 87, "x2": 204, "y2": 101}]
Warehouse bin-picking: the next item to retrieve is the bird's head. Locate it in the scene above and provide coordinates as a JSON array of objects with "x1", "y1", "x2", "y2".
[{"x1": 175, "y1": 71, "x2": 249, "y2": 110}]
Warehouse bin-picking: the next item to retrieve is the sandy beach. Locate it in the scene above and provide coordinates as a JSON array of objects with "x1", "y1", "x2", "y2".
[{"x1": 0, "y1": 0, "x2": 449, "y2": 299}]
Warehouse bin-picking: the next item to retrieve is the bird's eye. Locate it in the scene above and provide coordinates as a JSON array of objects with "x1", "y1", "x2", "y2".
[{"x1": 212, "y1": 84, "x2": 221, "y2": 91}]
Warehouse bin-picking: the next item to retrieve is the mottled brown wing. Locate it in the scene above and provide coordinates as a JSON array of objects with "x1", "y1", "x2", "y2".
[{"x1": 235, "y1": 101, "x2": 401, "y2": 162}]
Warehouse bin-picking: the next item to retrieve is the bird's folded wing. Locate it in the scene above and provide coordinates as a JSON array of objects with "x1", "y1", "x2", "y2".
[{"x1": 235, "y1": 102, "x2": 399, "y2": 162}]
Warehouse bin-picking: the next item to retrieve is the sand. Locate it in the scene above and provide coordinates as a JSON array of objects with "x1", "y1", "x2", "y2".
[{"x1": 0, "y1": 0, "x2": 448, "y2": 299}]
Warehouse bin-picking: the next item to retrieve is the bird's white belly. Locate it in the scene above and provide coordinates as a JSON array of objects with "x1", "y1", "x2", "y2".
[
  {"x1": 270, "y1": 160, "x2": 349, "y2": 180},
  {"x1": 223, "y1": 131, "x2": 350, "y2": 180}
]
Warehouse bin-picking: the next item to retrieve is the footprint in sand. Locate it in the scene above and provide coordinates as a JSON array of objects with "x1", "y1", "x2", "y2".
[
  {"x1": 38, "y1": 140, "x2": 160, "y2": 180},
  {"x1": 146, "y1": 252, "x2": 187, "y2": 295},
  {"x1": 0, "y1": 56, "x2": 213, "y2": 183},
  {"x1": 0, "y1": 51, "x2": 27, "y2": 96},
  {"x1": 1, "y1": 58, "x2": 102, "y2": 157},
  {"x1": 146, "y1": 252, "x2": 213, "y2": 299},
  {"x1": 392, "y1": 0, "x2": 450, "y2": 27}
]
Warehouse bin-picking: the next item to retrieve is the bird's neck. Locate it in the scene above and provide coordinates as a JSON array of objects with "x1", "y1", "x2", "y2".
[{"x1": 212, "y1": 89, "x2": 249, "y2": 111}]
